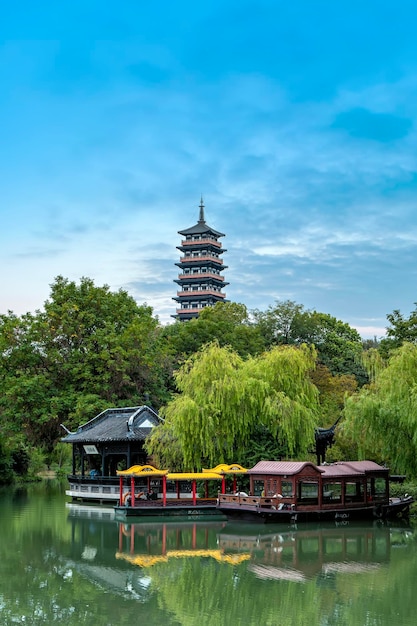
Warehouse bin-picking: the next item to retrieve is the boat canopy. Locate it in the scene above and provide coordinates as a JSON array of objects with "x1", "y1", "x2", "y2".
[
  {"x1": 167, "y1": 472, "x2": 224, "y2": 481},
  {"x1": 203, "y1": 463, "x2": 248, "y2": 475},
  {"x1": 117, "y1": 464, "x2": 169, "y2": 477},
  {"x1": 117, "y1": 464, "x2": 248, "y2": 481}
]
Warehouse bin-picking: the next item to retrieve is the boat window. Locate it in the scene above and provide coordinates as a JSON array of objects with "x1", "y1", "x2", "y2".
[
  {"x1": 253, "y1": 480, "x2": 264, "y2": 496},
  {"x1": 298, "y1": 481, "x2": 319, "y2": 505},
  {"x1": 374, "y1": 478, "x2": 387, "y2": 501},
  {"x1": 281, "y1": 481, "x2": 293, "y2": 497},
  {"x1": 345, "y1": 481, "x2": 364, "y2": 503},
  {"x1": 322, "y1": 482, "x2": 342, "y2": 503}
]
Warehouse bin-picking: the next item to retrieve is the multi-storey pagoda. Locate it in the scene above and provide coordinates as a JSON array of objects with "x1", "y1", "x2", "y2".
[{"x1": 173, "y1": 199, "x2": 228, "y2": 320}]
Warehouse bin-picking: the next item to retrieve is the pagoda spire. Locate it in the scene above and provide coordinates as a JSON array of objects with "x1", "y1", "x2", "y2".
[{"x1": 198, "y1": 196, "x2": 205, "y2": 223}]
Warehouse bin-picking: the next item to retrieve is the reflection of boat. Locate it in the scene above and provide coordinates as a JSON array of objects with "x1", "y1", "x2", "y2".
[
  {"x1": 217, "y1": 460, "x2": 413, "y2": 523},
  {"x1": 115, "y1": 521, "x2": 251, "y2": 567},
  {"x1": 217, "y1": 522, "x2": 415, "y2": 581},
  {"x1": 115, "y1": 519, "x2": 415, "y2": 584},
  {"x1": 66, "y1": 502, "x2": 115, "y2": 521},
  {"x1": 113, "y1": 464, "x2": 246, "y2": 521}
]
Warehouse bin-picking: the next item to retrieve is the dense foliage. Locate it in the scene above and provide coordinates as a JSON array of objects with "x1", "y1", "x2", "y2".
[
  {"x1": 0, "y1": 276, "x2": 173, "y2": 469},
  {"x1": 161, "y1": 301, "x2": 265, "y2": 360},
  {"x1": 146, "y1": 342, "x2": 319, "y2": 469},
  {"x1": 343, "y1": 342, "x2": 417, "y2": 476},
  {"x1": 2, "y1": 275, "x2": 416, "y2": 481},
  {"x1": 254, "y1": 300, "x2": 367, "y2": 383}
]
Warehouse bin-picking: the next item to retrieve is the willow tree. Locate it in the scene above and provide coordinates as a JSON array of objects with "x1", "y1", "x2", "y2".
[
  {"x1": 343, "y1": 342, "x2": 417, "y2": 476},
  {"x1": 146, "y1": 342, "x2": 319, "y2": 469}
]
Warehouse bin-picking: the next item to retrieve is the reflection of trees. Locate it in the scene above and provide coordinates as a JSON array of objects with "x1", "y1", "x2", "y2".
[
  {"x1": 0, "y1": 484, "x2": 170, "y2": 625},
  {"x1": 151, "y1": 559, "x2": 322, "y2": 626}
]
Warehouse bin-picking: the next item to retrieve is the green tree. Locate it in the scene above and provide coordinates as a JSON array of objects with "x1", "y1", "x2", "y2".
[
  {"x1": 379, "y1": 304, "x2": 417, "y2": 357},
  {"x1": 253, "y1": 299, "x2": 305, "y2": 345},
  {"x1": 147, "y1": 342, "x2": 319, "y2": 469},
  {"x1": 0, "y1": 434, "x2": 13, "y2": 484},
  {"x1": 253, "y1": 300, "x2": 366, "y2": 383},
  {"x1": 310, "y1": 363, "x2": 357, "y2": 425},
  {"x1": 0, "y1": 276, "x2": 174, "y2": 466},
  {"x1": 343, "y1": 342, "x2": 417, "y2": 476},
  {"x1": 163, "y1": 301, "x2": 265, "y2": 361}
]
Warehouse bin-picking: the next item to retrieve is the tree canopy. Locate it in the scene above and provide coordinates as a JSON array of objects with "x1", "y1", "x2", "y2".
[
  {"x1": 342, "y1": 342, "x2": 417, "y2": 477},
  {"x1": 0, "y1": 276, "x2": 173, "y2": 462},
  {"x1": 253, "y1": 300, "x2": 367, "y2": 383},
  {"x1": 162, "y1": 301, "x2": 265, "y2": 360},
  {"x1": 146, "y1": 341, "x2": 320, "y2": 470}
]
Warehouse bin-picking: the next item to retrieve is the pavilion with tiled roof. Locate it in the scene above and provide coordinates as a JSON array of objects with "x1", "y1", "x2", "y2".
[{"x1": 61, "y1": 405, "x2": 162, "y2": 477}]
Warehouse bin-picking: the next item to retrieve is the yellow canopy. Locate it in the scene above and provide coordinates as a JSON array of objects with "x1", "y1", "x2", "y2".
[
  {"x1": 202, "y1": 463, "x2": 248, "y2": 475},
  {"x1": 117, "y1": 464, "x2": 169, "y2": 477},
  {"x1": 166, "y1": 472, "x2": 224, "y2": 481},
  {"x1": 117, "y1": 464, "x2": 246, "y2": 480},
  {"x1": 117, "y1": 465, "x2": 223, "y2": 480}
]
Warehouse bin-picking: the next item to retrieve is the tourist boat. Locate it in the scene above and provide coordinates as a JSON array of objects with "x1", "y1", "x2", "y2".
[
  {"x1": 113, "y1": 463, "x2": 248, "y2": 521},
  {"x1": 216, "y1": 460, "x2": 413, "y2": 523}
]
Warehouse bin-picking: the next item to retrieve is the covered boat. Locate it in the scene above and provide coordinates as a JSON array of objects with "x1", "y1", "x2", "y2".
[
  {"x1": 217, "y1": 460, "x2": 413, "y2": 523},
  {"x1": 114, "y1": 463, "x2": 247, "y2": 521}
]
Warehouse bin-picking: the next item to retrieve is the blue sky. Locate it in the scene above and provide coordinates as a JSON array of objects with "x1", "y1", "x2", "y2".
[{"x1": 1, "y1": 1, "x2": 417, "y2": 338}]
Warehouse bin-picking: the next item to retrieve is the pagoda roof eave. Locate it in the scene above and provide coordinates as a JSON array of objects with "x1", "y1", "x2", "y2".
[{"x1": 178, "y1": 223, "x2": 225, "y2": 237}]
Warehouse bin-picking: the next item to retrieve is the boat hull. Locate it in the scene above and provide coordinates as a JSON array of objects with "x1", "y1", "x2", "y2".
[
  {"x1": 217, "y1": 496, "x2": 413, "y2": 524},
  {"x1": 114, "y1": 500, "x2": 227, "y2": 522}
]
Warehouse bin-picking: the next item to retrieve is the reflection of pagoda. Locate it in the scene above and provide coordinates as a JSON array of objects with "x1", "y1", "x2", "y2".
[{"x1": 173, "y1": 199, "x2": 228, "y2": 321}]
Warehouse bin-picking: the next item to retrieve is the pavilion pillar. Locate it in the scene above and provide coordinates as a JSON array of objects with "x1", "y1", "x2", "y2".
[
  {"x1": 119, "y1": 476, "x2": 124, "y2": 505},
  {"x1": 222, "y1": 477, "x2": 226, "y2": 494},
  {"x1": 127, "y1": 442, "x2": 131, "y2": 470},
  {"x1": 131, "y1": 476, "x2": 135, "y2": 507},
  {"x1": 192, "y1": 480, "x2": 196, "y2": 505},
  {"x1": 162, "y1": 476, "x2": 167, "y2": 506},
  {"x1": 100, "y1": 449, "x2": 105, "y2": 477}
]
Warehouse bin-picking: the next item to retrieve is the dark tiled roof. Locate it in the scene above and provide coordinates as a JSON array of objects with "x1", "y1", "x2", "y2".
[
  {"x1": 178, "y1": 221, "x2": 225, "y2": 237},
  {"x1": 61, "y1": 405, "x2": 161, "y2": 443}
]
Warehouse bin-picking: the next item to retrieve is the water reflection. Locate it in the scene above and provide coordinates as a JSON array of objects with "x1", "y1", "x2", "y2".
[
  {"x1": 66, "y1": 512, "x2": 416, "y2": 625},
  {"x1": 2, "y1": 485, "x2": 417, "y2": 626},
  {"x1": 218, "y1": 522, "x2": 410, "y2": 582},
  {"x1": 109, "y1": 517, "x2": 413, "y2": 582}
]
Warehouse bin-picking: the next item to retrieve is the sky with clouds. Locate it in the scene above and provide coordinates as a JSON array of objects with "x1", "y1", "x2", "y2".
[{"x1": 1, "y1": 1, "x2": 417, "y2": 338}]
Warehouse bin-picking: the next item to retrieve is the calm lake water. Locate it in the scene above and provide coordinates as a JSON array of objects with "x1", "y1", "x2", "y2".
[{"x1": 1, "y1": 481, "x2": 417, "y2": 626}]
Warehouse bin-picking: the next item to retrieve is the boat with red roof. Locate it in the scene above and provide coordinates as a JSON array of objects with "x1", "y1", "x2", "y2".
[{"x1": 216, "y1": 460, "x2": 413, "y2": 523}]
